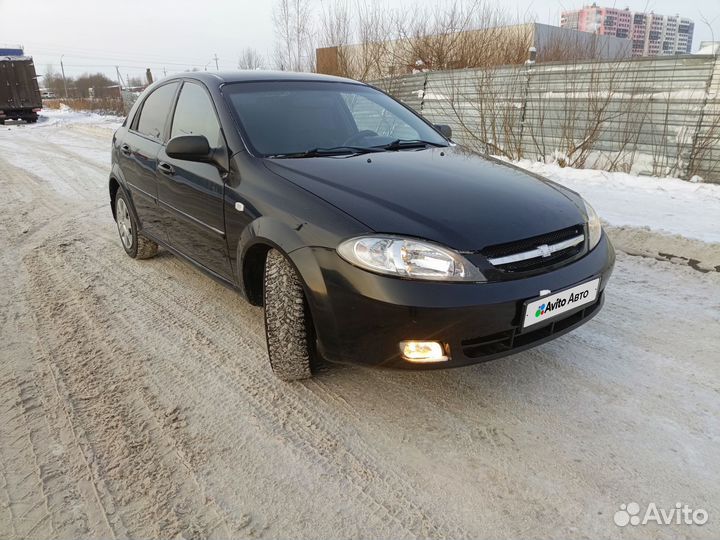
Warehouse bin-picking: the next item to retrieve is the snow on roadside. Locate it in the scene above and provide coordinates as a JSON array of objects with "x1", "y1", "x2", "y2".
[
  {"x1": 33, "y1": 104, "x2": 124, "y2": 131},
  {"x1": 509, "y1": 159, "x2": 720, "y2": 244}
]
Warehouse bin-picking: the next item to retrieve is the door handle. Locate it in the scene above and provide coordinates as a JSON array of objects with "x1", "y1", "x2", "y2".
[
  {"x1": 158, "y1": 162, "x2": 175, "y2": 176},
  {"x1": 120, "y1": 144, "x2": 131, "y2": 156}
]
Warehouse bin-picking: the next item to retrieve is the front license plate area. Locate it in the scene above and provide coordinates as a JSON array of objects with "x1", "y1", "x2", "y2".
[{"x1": 523, "y1": 278, "x2": 600, "y2": 329}]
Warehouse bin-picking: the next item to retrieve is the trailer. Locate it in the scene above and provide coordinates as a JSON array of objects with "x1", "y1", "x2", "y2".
[{"x1": 0, "y1": 56, "x2": 42, "y2": 124}]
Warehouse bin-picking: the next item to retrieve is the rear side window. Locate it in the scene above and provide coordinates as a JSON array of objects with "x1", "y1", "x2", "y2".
[
  {"x1": 171, "y1": 82, "x2": 222, "y2": 147},
  {"x1": 135, "y1": 82, "x2": 179, "y2": 141}
]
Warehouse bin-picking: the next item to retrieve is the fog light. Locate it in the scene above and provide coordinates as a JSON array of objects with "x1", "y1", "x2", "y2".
[{"x1": 399, "y1": 341, "x2": 448, "y2": 363}]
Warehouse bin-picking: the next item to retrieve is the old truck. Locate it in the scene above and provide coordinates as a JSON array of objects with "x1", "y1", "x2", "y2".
[{"x1": 0, "y1": 51, "x2": 42, "y2": 124}]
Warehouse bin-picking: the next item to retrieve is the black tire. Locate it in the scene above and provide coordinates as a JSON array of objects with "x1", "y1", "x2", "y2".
[
  {"x1": 114, "y1": 190, "x2": 158, "y2": 259},
  {"x1": 263, "y1": 249, "x2": 314, "y2": 381}
]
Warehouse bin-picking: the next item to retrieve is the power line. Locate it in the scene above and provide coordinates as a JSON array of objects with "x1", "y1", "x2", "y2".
[
  {"x1": 33, "y1": 51, "x2": 230, "y2": 69},
  {"x1": 15, "y1": 40, "x2": 214, "y2": 65},
  {"x1": 58, "y1": 62, "x2": 236, "y2": 70}
]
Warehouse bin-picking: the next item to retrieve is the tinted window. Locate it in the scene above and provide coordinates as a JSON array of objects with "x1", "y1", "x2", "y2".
[
  {"x1": 171, "y1": 82, "x2": 222, "y2": 147},
  {"x1": 342, "y1": 94, "x2": 419, "y2": 140},
  {"x1": 224, "y1": 81, "x2": 446, "y2": 156},
  {"x1": 136, "y1": 82, "x2": 178, "y2": 140}
]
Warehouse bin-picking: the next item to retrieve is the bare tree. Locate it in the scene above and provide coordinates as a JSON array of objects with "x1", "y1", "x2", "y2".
[
  {"x1": 238, "y1": 48, "x2": 265, "y2": 70},
  {"x1": 126, "y1": 75, "x2": 145, "y2": 88},
  {"x1": 272, "y1": 0, "x2": 314, "y2": 71},
  {"x1": 309, "y1": 0, "x2": 720, "y2": 181},
  {"x1": 315, "y1": 0, "x2": 535, "y2": 81},
  {"x1": 74, "y1": 73, "x2": 116, "y2": 99},
  {"x1": 318, "y1": 0, "x2": 352, "y2": 76},
  {"x1": 43, "y1": 65, "x2": 67, "y2": 97}
]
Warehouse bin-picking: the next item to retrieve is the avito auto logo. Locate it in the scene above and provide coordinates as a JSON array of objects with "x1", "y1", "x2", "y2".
[{"x1": 535, "y1": 289, "x2": 591, "y2": 318}]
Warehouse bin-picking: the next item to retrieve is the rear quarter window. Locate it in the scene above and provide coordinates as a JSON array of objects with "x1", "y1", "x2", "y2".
[{"x1": 134, "y1": 82, "x2": 179, "y2": 141}]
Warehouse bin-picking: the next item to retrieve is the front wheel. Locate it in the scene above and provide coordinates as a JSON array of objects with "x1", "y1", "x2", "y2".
[
  {"x1": 263, "y1": 249, "x2": 314, "y2": 380},
  {"x1": 114, "y1": 191, "x2": 158, "y2": 259}
]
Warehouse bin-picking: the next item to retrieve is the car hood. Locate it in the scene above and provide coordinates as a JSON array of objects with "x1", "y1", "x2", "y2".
[{"x1": 264, "y1": 147, "x2": 586, "y2": 250}]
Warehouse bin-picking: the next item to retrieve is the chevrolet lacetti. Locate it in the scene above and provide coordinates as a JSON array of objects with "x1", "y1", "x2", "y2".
[{"x1": 109, "y1": 71, "x2": 614, "y2": 380}]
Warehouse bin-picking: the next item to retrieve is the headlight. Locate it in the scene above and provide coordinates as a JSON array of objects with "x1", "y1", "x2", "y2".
[
  {"x1": 583, "y1": 200, "x2": 602, "y2": 249},
  {"x1": 337, "y1": 236, "x2": 485, "y2": 282}
]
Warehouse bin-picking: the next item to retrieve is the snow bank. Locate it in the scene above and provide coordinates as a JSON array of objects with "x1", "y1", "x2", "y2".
[
  {"x1": 508, "y1": 159, "x2": 720, "y2": 244},
  {"x1": 33, "y1": 104, "x2": 124, "y2": 131}
]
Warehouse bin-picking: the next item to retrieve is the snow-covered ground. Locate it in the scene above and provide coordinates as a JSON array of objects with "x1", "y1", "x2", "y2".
[
  {"x1": 1, "y1": 107, "x2": 719, "y2": 540},
  {"x1": 32, "y1": 104, "x2": 124, "y2": 131},
  {"x1": 510, "y1": 159, "x2": 720, "y2": 244}
]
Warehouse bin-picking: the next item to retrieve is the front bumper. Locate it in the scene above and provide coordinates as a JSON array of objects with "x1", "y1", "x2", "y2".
[{"x1": 294, "y1": 233, "x2": 615, "y2": 369}]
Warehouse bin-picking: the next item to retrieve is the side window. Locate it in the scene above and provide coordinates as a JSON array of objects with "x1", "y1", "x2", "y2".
[
  {"x1": 171, "y1": 83, "x2": 222, "y2": 147},
  {"x1": 342, "y1": 93, "x2": 420, "y2": 140},
  {"x1": 135, "y1": 82, "x2": 179, "y2": 141}
]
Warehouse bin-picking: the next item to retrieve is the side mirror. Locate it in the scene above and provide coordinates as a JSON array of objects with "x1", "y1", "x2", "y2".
[
  {"x1": 434, "y1": 124, "x2": 452, "y2": 139},
  {"x1": 166, "y1": 135, "x2": 212, "y2": 162}
]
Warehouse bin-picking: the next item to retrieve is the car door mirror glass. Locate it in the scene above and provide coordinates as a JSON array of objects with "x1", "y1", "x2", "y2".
[{"x1": 166, "y1": 135, "x2": 212, "y2": 162}]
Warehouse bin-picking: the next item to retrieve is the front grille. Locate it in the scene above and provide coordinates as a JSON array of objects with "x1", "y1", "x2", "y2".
[
  {"x1": 460, "y1": 295, "x2": 602, "y2": 358},
  {"x1": 482, "y1": 224, "x2": 585, "y2": 273}
]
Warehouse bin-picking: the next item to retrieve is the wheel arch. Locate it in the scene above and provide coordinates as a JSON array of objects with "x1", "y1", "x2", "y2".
[
  {"x1": 108, "y1": 166, "x2": 141, "y2": 227},
  {"x1": 235, "y1": 217, "x2": 329, "y2": 312},
  {"x1": 109, "y1": 176, "x2": 120, "y2": 220}
]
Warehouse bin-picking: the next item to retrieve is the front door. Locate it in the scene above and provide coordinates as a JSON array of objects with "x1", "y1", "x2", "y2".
[{"x1": 156, "y1": 81, "x2": 232, "y2": 281}]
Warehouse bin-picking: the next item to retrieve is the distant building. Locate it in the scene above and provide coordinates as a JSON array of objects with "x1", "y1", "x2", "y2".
[
  {"x1": 696, "y1": 41, "x2": 720, "y2": 55},
  {"x1": 317, "y1": 23, "x2": 630, "y2": 80},
  {"x1": 561, "y1": 5, "x2": 694, "y2": 56}
]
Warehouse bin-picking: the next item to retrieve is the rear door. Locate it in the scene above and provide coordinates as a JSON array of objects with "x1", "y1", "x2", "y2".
[
  {"x1": 156, "y1": 80, "x2": 232, "y2": 280},
  {"x1": 0, "y1": 61, "x2": 13, "y2": 111},
  {"x1": 119, "y1": 81, "x2": 179, "y2": 241},
  {"x1": 14, "y1": 59, "x2": 41, "y2": 109}
]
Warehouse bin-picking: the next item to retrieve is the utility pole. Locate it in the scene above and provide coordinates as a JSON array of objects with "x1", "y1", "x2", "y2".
[
  {"x1": 60, "y1": 54, "x2": 68, "y2": 98},
  {"x1": 213, "y1": 53, "x2": 219, "y2": 71},
  {"x1": 115, "y1": 66, "x2": 124, "y2": 90},
  {"x1": 163, "y1": 67, "x2": 167, "y2": 77}
]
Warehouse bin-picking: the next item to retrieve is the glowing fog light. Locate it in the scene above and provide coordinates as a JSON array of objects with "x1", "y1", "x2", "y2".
[{"x1": 399, "y1": 341, "x2": 448, "y2": 363}]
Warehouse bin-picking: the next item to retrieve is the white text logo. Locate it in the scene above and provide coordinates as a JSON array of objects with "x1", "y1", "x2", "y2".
[{"x1": 614, "y1": 502, "x2": 708, "y2": 527}]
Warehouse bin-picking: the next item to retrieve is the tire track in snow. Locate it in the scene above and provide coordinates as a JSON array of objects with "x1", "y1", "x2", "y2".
[{"x1": 23, "y1": 222, "x2": 471, "y2": 539}]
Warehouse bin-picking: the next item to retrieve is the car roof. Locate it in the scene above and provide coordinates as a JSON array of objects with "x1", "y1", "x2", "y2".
[{"x1": 164, "y1": 70, "x2": 365, "y2": 87}]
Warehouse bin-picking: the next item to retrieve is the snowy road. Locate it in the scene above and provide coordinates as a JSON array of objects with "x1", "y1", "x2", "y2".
[{"x1": 1, "y1": 115, "x2": 719, "y2": 539}]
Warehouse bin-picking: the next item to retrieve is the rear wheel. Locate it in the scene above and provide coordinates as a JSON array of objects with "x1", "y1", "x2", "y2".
[
  {"x1": 263, "y1": 249, "x2": 314, "y2": 380},
  {"x1": 114, "y1": 191, "x2": 158, "y2": 259}
]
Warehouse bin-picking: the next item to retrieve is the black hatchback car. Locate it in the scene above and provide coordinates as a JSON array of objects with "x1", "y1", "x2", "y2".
[{"x1": 110, "y1": 71, "x2": 614, "y2": 380}]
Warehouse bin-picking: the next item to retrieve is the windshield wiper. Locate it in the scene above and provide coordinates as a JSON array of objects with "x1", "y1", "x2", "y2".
[
  {"x1": 267, "y1": 146, "x2": 384, "y2": 159},
  {"x1": 373, "y1": 139, "x2": 448, "y2": 151}
]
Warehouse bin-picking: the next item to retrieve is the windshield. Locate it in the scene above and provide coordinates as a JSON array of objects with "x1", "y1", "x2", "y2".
[{"x1": 223, "y1": 81, "x2": 448, "y2": 157}]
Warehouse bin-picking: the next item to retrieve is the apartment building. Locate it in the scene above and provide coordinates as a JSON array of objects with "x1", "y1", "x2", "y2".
[{"x1": 561, "y1": 4, "x2": 694, "y2": 56}]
